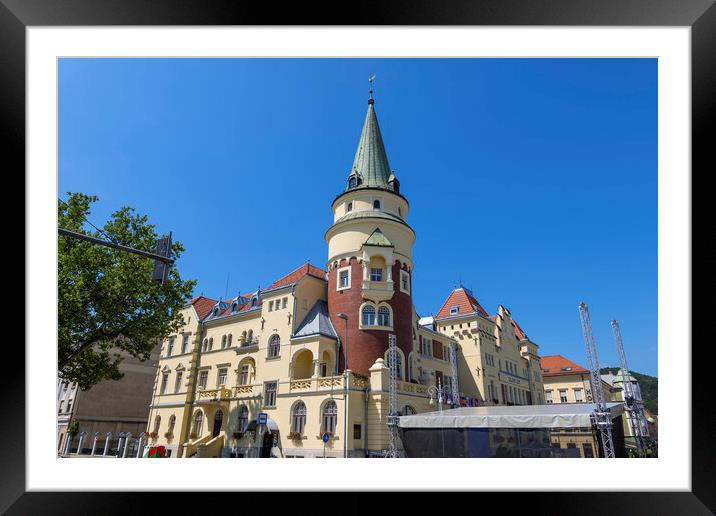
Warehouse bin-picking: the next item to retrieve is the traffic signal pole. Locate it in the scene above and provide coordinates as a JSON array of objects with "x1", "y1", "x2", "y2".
[{"x1": 58, "y1": 227, "x2": 174, "y2": 283}]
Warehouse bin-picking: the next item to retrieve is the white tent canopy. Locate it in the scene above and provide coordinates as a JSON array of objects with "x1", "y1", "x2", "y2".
[{"x1": 398, "y1": 402, "x2": 624, "y2": 429}]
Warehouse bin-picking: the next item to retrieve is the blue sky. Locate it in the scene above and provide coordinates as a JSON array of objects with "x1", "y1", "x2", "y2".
[{"x1": 59, "y1": 58, "x2": 657, "y2": 376}]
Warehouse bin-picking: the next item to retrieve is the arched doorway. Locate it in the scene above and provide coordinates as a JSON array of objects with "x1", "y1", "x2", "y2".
[{"x1": 212, "y1": 410, "x2": 224, "y2": 438}]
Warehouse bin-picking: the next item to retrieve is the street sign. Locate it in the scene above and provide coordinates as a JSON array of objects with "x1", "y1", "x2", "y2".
[
  {"x1": 322, "y1": 432, "x2": 330, "y2": 443},
  {"x1": 258, "y1": 413, "x2": 268, "y2": 425}
]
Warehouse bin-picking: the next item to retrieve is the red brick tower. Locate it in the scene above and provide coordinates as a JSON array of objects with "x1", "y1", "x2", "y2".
[{"x1": 325, "y1": 90, "x2": 416, "y2": 377}]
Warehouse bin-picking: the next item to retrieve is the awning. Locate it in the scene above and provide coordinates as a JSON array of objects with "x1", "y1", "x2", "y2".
[
  {"x1": 398, "y1": 402, "x2": 625, "y2": 429},
  {"x1": 245, "y1": 418, "x2": 280, "y2": 433}
]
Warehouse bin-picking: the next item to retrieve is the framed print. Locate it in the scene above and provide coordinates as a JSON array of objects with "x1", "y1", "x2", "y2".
[{"x1": 5, "y1": 0, "x2": 714, "y2": 512}]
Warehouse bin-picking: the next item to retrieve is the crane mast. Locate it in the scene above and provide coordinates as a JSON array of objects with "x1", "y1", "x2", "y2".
[
  {"x1": 611, "y1": 320, "x2": 647, "y2": 457},
  {"x1": 387, "y1": 333, "x2": 400, "y2": 457},
  {"x1": 449, "y1": 342, "x2": 460, "y2": 406},
  {"x1": 578, "y1": 303, "x2": 615, "y2": 458}
]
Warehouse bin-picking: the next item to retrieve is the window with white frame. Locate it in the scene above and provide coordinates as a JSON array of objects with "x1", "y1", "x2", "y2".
[
  {"x1": 292, "y1": 401, "x2": 307, "y2": 435},
  {"x1": 377, "y1": 306, "x2": 391, "y2": 327},
  {"x1": 239, "y1": 364, "x2": 250, "y2": 385},
  {"x1": 282, "y1": 297, "x2": 288, "y2": 309},
  {"x1": 545, "y1": 390, "x2": 554, "y2": 404},
  {"x1": 559, "y1": 389, "x2": 568, "y2": 403},
  {"x1": 268, "y1": 334, "x2": 281, "y2": 358},
  {"x1": 362, "y1": 305, "x2": 376, "y2": 326},
  {"x1": 192, "y1": 411, "x2": 203, "y2": 436},
  {"x1": 400, "y1": 270, "x2": 410, "y2": 294},
  {"x1": 268, "y1": 301, "x2": 274, "y2": 312},
  {"x1": 450, "y1": 305, "x2": 459, "y2": 315},
  {"x1": 174, "y1": 371, "x2": 183, "y2": 393},
  {"x1": 198, "y1": 370, "x2": 208, "y2": 389},
  {"x1": 217, "y1": 368, "x2": 228, "y2": 386},
  {"x1": 264, "y1": 381, "x2": 277, "y2": 407},
  {"x1": 181, "y1": 334, "x2": 190, "y2": 354},
  {"x1": 370, "y1": 267, "x2": 383, "y2": 282},
  {"x1": 322, "y1": 400, "x2": 338, "y2": 434},
  {"x1": 166, "y1": 338, "x2": 175, "y2": 356},
  {"x1": 160, "y1": 373, "x2": 169, "y2": 394},
  {"x1": 237, "y1": 405, "x2": 249, "y2": 432},
  {"x1": 337, "y1": 267, "x2": 351, "y2": 290},
  {"x1": 573, "y1": 388, "x2": 584, "y2": 402}
]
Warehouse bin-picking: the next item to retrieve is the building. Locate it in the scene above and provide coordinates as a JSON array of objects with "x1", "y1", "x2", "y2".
[
  {"x1": 540, "y1": 354, "x2": 618, "y2": 457},
  {"x1": 146, "y1": 91, "x2": 544, "y2": 458},
  {"x1": 601, "y1": 368, "x2": 650, "y2": 449},
  {"x1": 57, "y1": 344, "x2": 161, "y2": 455}
]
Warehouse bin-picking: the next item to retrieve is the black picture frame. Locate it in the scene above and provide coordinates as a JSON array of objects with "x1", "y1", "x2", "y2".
[{"x1": 4, "y1": 0, "x2": 713, "y2": 512}]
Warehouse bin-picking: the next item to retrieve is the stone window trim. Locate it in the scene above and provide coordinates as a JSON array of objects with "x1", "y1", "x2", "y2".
[
  {"x1": 336, "y1": 265, "x2": 352, "y2": 291},
  {"x1": 358, "y1": 301, "x2": 394, "y2": 331}
]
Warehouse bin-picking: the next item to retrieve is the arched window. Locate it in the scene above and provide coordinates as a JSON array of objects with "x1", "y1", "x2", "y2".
[
  {"x1": 192, "y1": 410, "x2": 204, "y2": 436},
  {"x1": 221, "y1": 335, "x2": 227, "y2": 349},
  {"x1": 208, "y1": 338, "x2": 213, "y2": 351},
  {"x1": 251, "y1": 297, "x2": 257, "y2": 308},
  {"x1": 347, "y1": 202, "x2": 353, "y2": 212},
  {"x1": 348, "y1": 176, "x2": 357, "y2": 188},
  {"x1": 268, "y1": 334, "x2": 281, "y2": 358},
  {"x1": 377, "y1": 306, "x2": 391, "y2": 326},
  {"x1": 247, "y1": 330, "x2": 253, "y2": 343},
  {"x1": 373, "y1": 199, "x2": 381, "y2": 210},
  {"x1": 362, "y1": 305, "x2": 376, "y2": 326},
  {"x1": 402, "y1": 405, "x2": 416, "y2": 416},
  {"x1": 168, "y1": 415, "x2": 176, "y2": 434},
  {"x1": 322, "y1": 400, "x2": 338, "y2": 434},
  {"x1": 238, "y1": 359, "x2": 254, "y2": 385},
  {"x1": 292, "y1": 402, "x2": 307, "y2": 435},
  {"x1": 202, "y1": 339, "x2": 208, "y2": 352},
  {"x1": 237, "y1": 406, "x2": 249, "y2": 433},
  {"x1": 227, "y1": 334, "x2": 232, "y2": 347},
  {"x1": 153, "y1": 415, "x2": 161, "y2": 434}
]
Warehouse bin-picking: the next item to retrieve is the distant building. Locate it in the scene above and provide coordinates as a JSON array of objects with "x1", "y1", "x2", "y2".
[
  {"x1": 540, "y1": 355, "x2": 617, "y2": 457},
  {"x1": 57, "y1": 344, "x2": 161, "y2": 455},
  {"x1": 601, "y1": 368, "x2": 650, "y2": 448}
]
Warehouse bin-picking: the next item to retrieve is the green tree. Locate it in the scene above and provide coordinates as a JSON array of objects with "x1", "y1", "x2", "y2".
[{"x1": 58, "y1": 193, "x2": 196, "y2": 390}]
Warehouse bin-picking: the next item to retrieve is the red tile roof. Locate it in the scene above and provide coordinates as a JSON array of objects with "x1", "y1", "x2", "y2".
[
  {"x1": 511, "y1": 319, "x2": 527, "y2": 341},
  {"x1": 435, "y1": 287, "x2": 490, "y2": 320},
  {"x1": 191, "y1": 296, "x2": 218, "y2": 320},
  {"x1": 540, "y1": 355, "x2": 589, "y2": 376},
  {"x1": 196, "y1": 263, "x2": 327, "y2": 321},
  {"x1": 268, "y1": 263, "x2": 326, "y2": 289}
]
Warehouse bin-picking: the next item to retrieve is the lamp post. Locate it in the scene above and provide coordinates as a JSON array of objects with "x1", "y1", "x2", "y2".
[
  {"x1": 337, "y1": 312, "x2": 349, "y2": 458},
  {"x1": 426, "y1": 378, "x2": 445, "y2": 413}
]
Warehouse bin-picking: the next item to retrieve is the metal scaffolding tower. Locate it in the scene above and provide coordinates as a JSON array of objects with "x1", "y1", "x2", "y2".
[
  {"x1": 611, "y1": 320, "x2": 647, "y2": 458},
  {"x1": 449, "y1": 342, "x2": 460, "y2": 406},
  {"x1": 387, "y1": 334, "x2": 400, "y2": 458},
  {"x1": 578, "y1": 302, "x2": 615, "y2": 458}
]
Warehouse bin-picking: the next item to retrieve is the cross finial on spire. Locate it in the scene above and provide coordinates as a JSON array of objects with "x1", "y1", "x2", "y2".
[{"x1": 368, "y1": 74, "x2": 376, "y2": 104}]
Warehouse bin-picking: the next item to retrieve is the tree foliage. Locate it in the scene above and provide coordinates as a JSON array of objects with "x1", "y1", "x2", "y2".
[{"x1": 58, "y1": 193, "x2": 196, "y2": 390}]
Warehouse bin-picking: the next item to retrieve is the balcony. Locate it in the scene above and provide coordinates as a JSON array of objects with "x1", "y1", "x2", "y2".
[
  {"x1": 361, "y1": 279, "x2": 394, "y2": 303},
  {"x1": 235, "y1": 340, "x2": 259, "y2": 355},
  {"x1": 196, "y1": 387, "x2": 231, "y2": 402},
  {"x1": 233, "y1": 385, "x2": 255, "y2": 396},
  {"x1": 289, "y1": 376, "x2": 345, "y2": 392}
]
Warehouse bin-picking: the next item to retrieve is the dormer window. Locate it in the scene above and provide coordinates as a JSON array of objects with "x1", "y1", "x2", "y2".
[
  {"x1": 251, "y1": 297, "x2": 257, "y2": 308},
  {"x1": 212, "y1": 307, "x2": 219, "y2": 317},
  {"x1": 373, "y1": 199, "x2": 381, "y2": 210},
  {"x1": 231, "y1": 302, "x2": 238, "y2": 313},
  {"x1": 450, "y1": 305, "x2": 459, "y2": 315},
  {"x1": 349, "y1": 176, "x2": 357, "y2": 188}
]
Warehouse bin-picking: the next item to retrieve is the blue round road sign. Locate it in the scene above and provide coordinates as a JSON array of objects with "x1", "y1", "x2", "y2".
[{"x1": 322, "y1": 432, "x2": 330, "y2": 443}]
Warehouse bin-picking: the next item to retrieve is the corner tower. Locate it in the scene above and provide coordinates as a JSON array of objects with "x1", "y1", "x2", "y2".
[{"x1": 325, "y1": 91, "x2": 416, "y2": 376}]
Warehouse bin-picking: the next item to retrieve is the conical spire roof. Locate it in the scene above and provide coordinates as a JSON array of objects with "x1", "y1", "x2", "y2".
[{"x1": 345, "y1": 99, "x2": 399, "y2": 193}]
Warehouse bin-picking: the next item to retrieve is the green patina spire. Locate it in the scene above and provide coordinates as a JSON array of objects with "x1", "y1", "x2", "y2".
[{"x1": 345, "y1": 81, "x2": 400, "y2": 194}]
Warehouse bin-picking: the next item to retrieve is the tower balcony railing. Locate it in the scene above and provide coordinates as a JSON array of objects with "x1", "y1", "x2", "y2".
[{"x1": 361, "y1": 279, "x2": 394, "y2": 302}]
